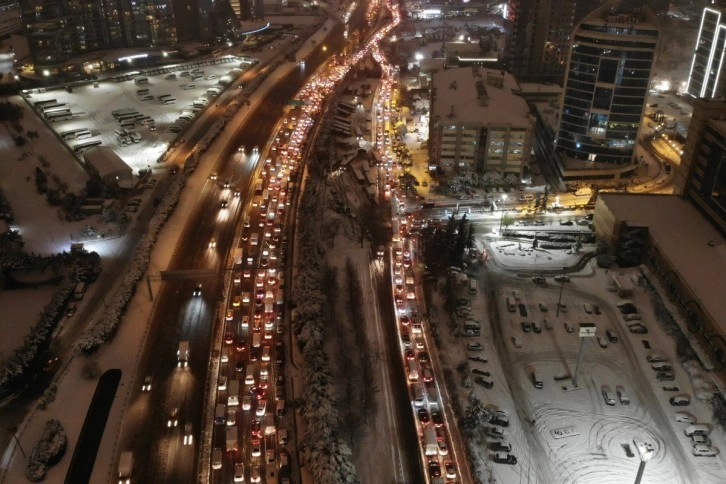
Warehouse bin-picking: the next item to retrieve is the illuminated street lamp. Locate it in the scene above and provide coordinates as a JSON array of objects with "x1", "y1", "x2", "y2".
[{"x1": 633, "y1": 440, "x2": 654, "y2": 484}]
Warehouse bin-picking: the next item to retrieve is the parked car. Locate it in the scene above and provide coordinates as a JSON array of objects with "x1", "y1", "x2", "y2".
[
  {"x1": 669, "y1": 394, "x2": 691, "y2": 406},
  {"x1": 554, "y1": 275, "x2": 570, "y2": 282},
  {"x1": 647, "y1": 354, "x2": 668, "y2": 363},
  {"x1": 616, "y1": 385, "x2": 630, "y2": 405},
  {"x1": 675, "y1": 412, "x2": 696, "y2": 424},
  {"x1": 467, "y1": 342, "x2": 484, "y2": 352},
  {"x1": 490, "y1": 441, "x2": 512, "y2": 452},
  {"x1": 521, "y1": 321, "x2": 532, "y2": 333},
  {"x1": 652, "y1": 362, "x2": 673, "y2": 372},
  {"x1": 629, "y1": 323, "x2": 648, "y2": 334},
  {"x1": 692, "y1": 444, "x2": 718, "y2": 457},
  {"x1": 511, "y1": 337, "x2": 523, "y2": 349},
  {"x1": 475, "y1": 376, "x2": 494, "y2": 388},
  {"x1": 656, "y1": 371, "x2": 676, "y2": 381},
  {"x1": 606, "y1": 329, "x2": 618, "y2": 342},
  {"x1": 597, "y1": 335, "x2": 608, "y2": 348},
  {"x1": 485, "y1": 426, "x2": 504, "y2": 439},
  {"x1": 492, "y1": 453, "x2": 517, "y2": 464},
  {"x1": 601, "y1": 385, "x2": 615, "y2": 406},
  {"x1": 691, "y1": 434, "x2": 711, "y2": 446}
]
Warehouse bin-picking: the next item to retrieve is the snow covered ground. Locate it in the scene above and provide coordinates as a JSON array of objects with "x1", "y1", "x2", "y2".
[{"x1": 430, "y1": 234, "x2": 726, "y2": 484}]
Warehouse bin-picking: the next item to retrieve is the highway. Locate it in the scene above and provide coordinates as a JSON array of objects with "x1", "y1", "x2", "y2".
[{"x1": 121, "y1": 2, "x2": 389, "y2": 483}]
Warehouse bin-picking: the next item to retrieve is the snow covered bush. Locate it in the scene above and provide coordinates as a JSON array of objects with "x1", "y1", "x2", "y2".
[
  {"x1": 26, "y1": 419, "x2": 67, "y2": 482},
  {"x1": 38, "y1": 383, "x2": 57, "y2": 410}
]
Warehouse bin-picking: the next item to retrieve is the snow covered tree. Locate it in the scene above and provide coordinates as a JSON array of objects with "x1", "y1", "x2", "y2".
[{"x1": 26, "y1": 419, "x2": 67, "y2": 482}]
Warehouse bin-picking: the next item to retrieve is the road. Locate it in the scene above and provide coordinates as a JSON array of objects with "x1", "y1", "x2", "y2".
[{"x1": 123, "y1": 2, "x2": 389, "y2": 483}]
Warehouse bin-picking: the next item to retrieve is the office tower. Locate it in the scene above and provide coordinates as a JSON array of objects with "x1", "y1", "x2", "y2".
[
  {"x1": 506, "y1": 0, "x2": 603, "y2": 84},
  {"x1": 686, "y1": 6, "x2": 726, "y2": 99},
  {"x1": 555, "y1": 2, "x2": 659, "y2": 167},
  {"x1": 675, "y1": 99, "x2": 726, "y2": 233},
  {"x1": 239, "y1": 0, "x2": 263, "y2": 21}
]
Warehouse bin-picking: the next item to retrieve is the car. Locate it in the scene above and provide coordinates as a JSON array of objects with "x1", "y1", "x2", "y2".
[
  {"x1": 236, "y1": 338, "x2": 246, "y2": 353},
  {"x1": 250, "y1": 419, "x2": 262, "y2": 438},
  {"x1": 674, "y1": 411, "x2": 696, "y2": 423},
  {"x1": 559, "y1": 220, "x2": 574, "y2": 226},
  {"x1": 492, "y1": 452, "x2": 517, "y2": 464},
  {"x1": 404, "y1": 349, "x2": 415, "y2": 360},
  {"x1": 218, "y1": 375, "x2": 227, "y2": 391},
  {"x1": 422, "y1": 368, "x2": 434, "y2": 382},
  {"x1": 235, "y1": 360, "x2": 244, "y2": 372},
  {"x1": 490, "y1": 414, "x2": 509, "y2": 427},
  {"x1": 657, "y1": 371, "x2": 675, "y2": 381},
  {"x1": 554, "y1": 275, "x2": 570, "y2": 282},
  {"x1": 225, "y1": 331, "x2": 234, "y2": 344},
  {"x1": 652, "y1": 362, "x2": 672, "y2": 372},
  {"x1": 232, "y1": 296, "x2": 241, "y2": 307},
  {"x1": 467, "y1": 342, "x2": 484, "y2": 352},
  {"x1": 532, "y1": 275, "x2": 546, "y2": 284},
  {"x1": 475, "y1": 376, "x2": 494, "y2": 388},
  {"x1": 428, "y1": 459, "x2": 441, "y2": 477},
  {"x1": 444, "y1": 460, "x2": 456, "y2": 479},
  {"x1": 691, "y1": 434, "x2": 712, "y2": 446},
  {"x1": 220, "y1": 199, "x2": 228, "y2": 209},
  {"x1": 531, "y1": 321, "x2": 542, "y2": 333},
  {"x1": 209, "y1": 172, "x2": 218, "y2": 180},
  {"x1": 606, "y1": 329, "x2": 618, "y2": 342},
  {"x1": 437, "y1": 439, "x2": 448, "y2": 456},
  {"x1": 490, "y1": 441, "x2": 512, "y2": 453},
  {"x1": 629, "y1": 324, "x2": 648, "y2": 334},
  {"x1": 256, "y1": 399, "x2": 267, "y2": 416},
  {"x1": 233, "y1": 463, "x2": 245, "y2": 482},
  {"x1": 472, "y1": 368, "x2": 490, "y2": 377},
  {"x1": 431, "y1": 410, "x2": 444, "y2": 427},
  {"x1": 669, "y1": 394, "x2": 690, "y2": 406},
  {"x1": 521, "y1": 321, "x2": 531, "y2": 333},
  {"x1": 616, "y1": 385, "x2": 630, "y2": 405},
  {"x1": 539, "y1": 302, "x2": 548, "y2": 312},
  {"x1": 65, "y1": 303, "x2": 77, "y2": 317},
  {"x1": 511, "y1": 337, "x2": 522, "y2": 348},
  {"x1": 558, "y1": 303, "x2": 568, "y2": 313},
  {"x1": 692, "y1": 444, "x2": 718, "y2": 457},
  {"x1": 209, "y1": 238, "x2": 216, "y2": 248},
  {"x1": 142, "y1": 376, "x2": 152, "y2": 392},
  {"x1": 623, "y1": 313, "x2": 642, "y2": 322},
  {"x1": 647, "y1": 354, "x2": 667, "y2": 363},
  {"x1": 250, "y1": 464, "x2": 261, "y2": 482},
  {"x1": 485, "y1": 426, "x2": 504, "y2": 439},
  {"x1": 183, "y1": 422, "x2": 193, "y2": 445},
  {"x1": 266, "y1": 448, "x2": 276, "y2": 464},
  {"x1": 597, "y1": 335, "x2": 608, "y2": 348},
  {"x1": 167, "y1": 407, "x2": 179, "y2": 427},
  {"x1": 417, "y1": 408, "x2": 430, "y2": 423},
  {"x1": 601, "y1": 385, "x2": 615, "y2": 406},
  {"x1": 593, "y1": 305, "x2": 601, "y2": 315},
  {"x1": 193, "y1": 284, "x2": 203, "y2": 296},
  {"x1": 225, "y1": 309, "x2": 234, "y2": 321},
  {"x1": 583, "y1": 303, "x2": 593, "y2": 314}
]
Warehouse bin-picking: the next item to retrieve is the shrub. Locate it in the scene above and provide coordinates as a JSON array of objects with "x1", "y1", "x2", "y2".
[{"x1": 26, "y1": 419, "x2": 67, "y2": 482}]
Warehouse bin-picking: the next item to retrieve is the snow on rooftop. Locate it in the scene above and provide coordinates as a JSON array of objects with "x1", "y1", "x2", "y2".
[
  {"x1": 599, "y1": 193, "x2": 726, "y2": 332},
  {"x1": 431, "y1": 66, "x2": 531, "y2": 126}
]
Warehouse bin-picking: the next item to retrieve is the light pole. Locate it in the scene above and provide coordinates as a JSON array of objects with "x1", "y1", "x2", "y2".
[
  {"x1": 556, "y1": 278, "x2": 565, "y2": 316},
  {"x1": 572, "y1": 322, "x2": 596, "y2": 387},
  {"x1": 633, "y1": 440, "x2": 654, "y2": 484},
  {"x1": 498, "y1": 194, "x2": 507, "y2": 235}
]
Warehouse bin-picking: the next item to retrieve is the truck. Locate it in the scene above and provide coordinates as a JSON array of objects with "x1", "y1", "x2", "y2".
[
  {"x1": 226, "y1": 425, "x2": 238, "y2": 452},
  {"x1": 424, "y1": 427, "x2": 438, "y2": 456},
  {"x1": 177, "y1": 341, "x2": 190, "y2": 367},
  {"x1": 228, "y1": 379, "x2": 240, "y2": 406},
  {"x1": 118, "y1": 451, "x2": 133, "y2": 484}
]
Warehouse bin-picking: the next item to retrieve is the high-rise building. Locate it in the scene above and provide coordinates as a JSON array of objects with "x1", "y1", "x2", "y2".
[
  {"x1": 428, "y1": 66, "x2": 534, "y2": 176},
  {"x1": 675, "y1": 98, "x2": 726, "y2": 233},
  {"x1": 506, "y1": 0, "x2": 604, "y2": 84},
  {"x1": 239, "y1": 0, "x2": 263, "y2": 21},
  {"x1": 555, "y1": 2, "x2": 659, "y2": 169},
  {"x1": 686, "y1": 6, "x2": 726, "y2": 99},
  {"x1": 20, "y1": 0, "x2": 178, "y2": 65}
]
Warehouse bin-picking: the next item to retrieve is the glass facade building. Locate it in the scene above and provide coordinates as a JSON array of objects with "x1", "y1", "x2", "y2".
[
  {"x1": 686, "y1": 7, "x2": 726, "y2": 99},
  {"x1": 556, "y1": 3, "x2": 659, "y2": 166}
]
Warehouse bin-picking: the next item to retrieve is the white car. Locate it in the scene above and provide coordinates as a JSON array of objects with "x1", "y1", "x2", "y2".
[
  {"x1": 242, "y1": 395, "x2": 252, "y2": 411},
  {"x1": 233, "y1": 462, "x2": 245, "y2": 482},
  {"x1": 227, "y1": 409, "x2": 236, "y2": 426},
  {"x1": 218, "y1": 375, "x2": 227, "y2": 391},
  {"x1": 692, "y1": 444, "x2": 718, "y2": 457},
  {"x1": 256, "y1": 399, "x2": 267, "y2": 417},
  {"x1": 674, "y1": 411, "x2": 696, "y2": 424},
  {"x1": 183, "y1": 423, "x2": 193, "y2": 445},
  {"x1": 692, "y1": 434, "x2": 711, "y2": 446},
  {"x1": 250, "y1": 464, "x2": 261, "y2": 482}
]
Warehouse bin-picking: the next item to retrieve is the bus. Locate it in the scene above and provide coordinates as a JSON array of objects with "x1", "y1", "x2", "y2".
[
  {"x1": 254, "y1": 182, "x2": 263, "y2": 195},
  {"x1": 61, "y1": 128, "x2": 86, "y2": 140},
  {"x1": 41, "y1": 104, "x2": 67, "y2": 114},
  {"x1": 33, "y1": 99, "x2": 58, "y2": 110},
  {"x1": 74, "y1": 129, "x2": 93, "y2": 140},
  {"x1": 112, "y1": 107, "x2": 135, "y2": 116},
  {"x1": 163, "y1": 98, "x2": 177, "y2": 104},
  {"x1": 73, "y1": 140, "x2": 102, "y2": 153},
  {"x1": 134, "y1": 76, "x2": 148, "y2": 85},
  {"x1": 46, "y1": 112, "x2": 73, "y2": 123}
]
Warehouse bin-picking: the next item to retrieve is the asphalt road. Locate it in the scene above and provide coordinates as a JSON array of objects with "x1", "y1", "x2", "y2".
[{"x1": 125, "y1": 4, "x2": 380, "y2": 483}]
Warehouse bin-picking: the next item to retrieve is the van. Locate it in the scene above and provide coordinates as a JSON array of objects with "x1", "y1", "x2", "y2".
[
  {"x1": 684, "y1": 424, "x2": 711, "y2": 437},
  {"x1": 215, "y1": 404, "x2": 226, "y2": 425},
  {"x1": 211, "y1": 448, "x2": 223, "y2": 469},
  {"x1": 276, "y1": 399, "x2": 286, "y2": 417},
  {"x1": 531, "y1": 371, "x2": 543, "y2": 389}
]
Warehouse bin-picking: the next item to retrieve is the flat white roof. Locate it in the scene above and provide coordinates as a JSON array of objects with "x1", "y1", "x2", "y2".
[
  {"x1": 600, "y1": 193, "x2": 726, "y2": 329},
  {"x1": 431, "y1": 66, "x2": 531, "y2": 126},
  {"x1": 83, "y1": 146, "x2": 132, "y2": 177}
]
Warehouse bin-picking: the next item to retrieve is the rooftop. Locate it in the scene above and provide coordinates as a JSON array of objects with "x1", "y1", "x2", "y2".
[
  {"x1": 599, "y1": 193, "x2": 726, "y2": 330},
  {"x1": 431, "y1": 66, "x2": 531, "y2": 126}
]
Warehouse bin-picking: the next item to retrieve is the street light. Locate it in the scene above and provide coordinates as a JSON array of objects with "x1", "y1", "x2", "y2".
[
  {"x1": 498, "y1": 194, "x2": 507, "y2": 235},
  {"x1": 633, "y1": 440, "x2": 654, "y2": 484}
]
